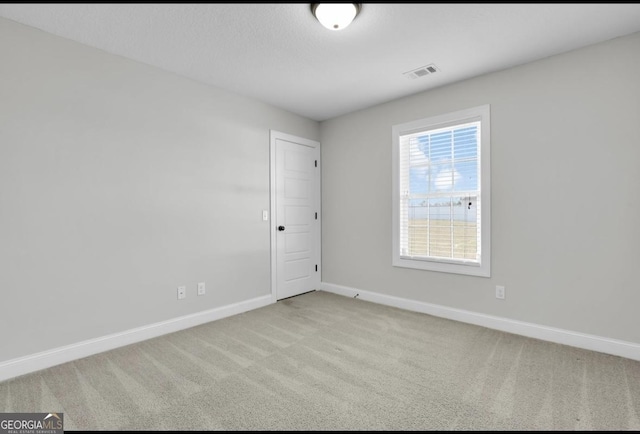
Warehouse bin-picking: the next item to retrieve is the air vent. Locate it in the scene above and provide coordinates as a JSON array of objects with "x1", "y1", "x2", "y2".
[{"x1": 403, "y1": 64, "x2": 439, "y2": 80}]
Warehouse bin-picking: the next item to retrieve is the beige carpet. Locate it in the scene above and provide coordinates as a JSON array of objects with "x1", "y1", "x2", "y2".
[{"x1": 1, "y1": 290, "x2": 639, "y2": 431}]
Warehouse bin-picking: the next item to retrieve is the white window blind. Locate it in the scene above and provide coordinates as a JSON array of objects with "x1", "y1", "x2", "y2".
[
  {"x1": 399, "y1": 121, "x2": 481, "y2": 264},
  {"x1": 392, "y1": 104, "x2": 490, "y2": 277}
]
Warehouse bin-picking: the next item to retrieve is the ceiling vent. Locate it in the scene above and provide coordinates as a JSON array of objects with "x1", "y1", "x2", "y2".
[{"x1": 404, "y1": 64, "x2": 439, "y2": 79}]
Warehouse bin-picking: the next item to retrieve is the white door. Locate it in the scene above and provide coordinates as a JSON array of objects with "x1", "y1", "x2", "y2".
[{"x1": 270, "y1": 131, "x2": 320, "y2": 301}]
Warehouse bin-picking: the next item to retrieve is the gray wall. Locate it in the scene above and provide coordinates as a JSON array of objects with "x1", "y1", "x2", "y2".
[
  {"x1": 0, "y1": 18, "x2": 319, "y2": 362},
  {"x1": 321, "y1": 32, "x2": 640, "y2": 344}
]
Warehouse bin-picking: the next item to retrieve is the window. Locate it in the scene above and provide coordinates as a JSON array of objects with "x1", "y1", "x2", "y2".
[{"x1": 392, "y1": 105, "x2": 490, "y2": 277}]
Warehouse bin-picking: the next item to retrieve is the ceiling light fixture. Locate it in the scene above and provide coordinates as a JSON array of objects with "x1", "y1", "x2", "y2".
[{"x1": 311, "y1": 3, "x2": 361, "y2": 31}]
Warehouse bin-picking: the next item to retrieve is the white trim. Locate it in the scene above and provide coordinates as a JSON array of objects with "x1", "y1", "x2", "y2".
[
  {"x1": 391, "y1": 104, "x2": 491, "y2": 277},
  {"x1": 269, "y1": 130, "x2": 321, "y2": 302},
  {"x1": 269, "y1": 131, "x2": 278, "y2": 304},
  {"x1": 0, "y1": 295, "x2": 272, "y2": 383},
  {"x1": 320, "y1": 282, "x2": 640, "y2": 362}
]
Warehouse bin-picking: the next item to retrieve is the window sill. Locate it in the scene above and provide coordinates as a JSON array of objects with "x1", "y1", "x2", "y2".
[{"x1": 392, "y1": 256, "x2": 490, "y2": 277}]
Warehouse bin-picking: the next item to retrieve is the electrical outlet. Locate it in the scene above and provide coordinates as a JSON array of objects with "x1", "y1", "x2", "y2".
[
  {"x1": 496, "y1": 285, "x2": 505, "y2": 300},
  {"x1": 197, "y1": 282, "x2": 206, "y2": 296},
  {"x1": 177, "y1": 285, "x2": 186, "y2": 300}
]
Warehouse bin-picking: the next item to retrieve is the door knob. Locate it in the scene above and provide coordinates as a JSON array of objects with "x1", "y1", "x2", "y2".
[{"x1": 278, "y1": 226, "x2": 285, "y2": 231}]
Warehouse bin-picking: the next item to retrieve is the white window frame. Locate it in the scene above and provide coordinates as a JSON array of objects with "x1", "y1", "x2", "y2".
[{"x1": 392, "y1": 104, "x2": 491, "y2": 277}]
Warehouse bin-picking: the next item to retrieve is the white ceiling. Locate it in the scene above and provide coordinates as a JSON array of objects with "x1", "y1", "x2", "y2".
[{"x1": 2, "y1": 3, "x2": 640, "y2": 121}]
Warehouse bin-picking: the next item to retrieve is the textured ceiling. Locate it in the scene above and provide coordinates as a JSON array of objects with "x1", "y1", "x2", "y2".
[{"x1": 2, "y1": 3, "x2": 640, "y2": 121}]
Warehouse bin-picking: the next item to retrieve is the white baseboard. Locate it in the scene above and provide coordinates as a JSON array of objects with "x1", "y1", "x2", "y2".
[
  {"x1": 0, "y1": 295, "x2": 272, "y2": 383},
  {"x1": 320, "y1": 282, "x2": 640, "y2": 362}
]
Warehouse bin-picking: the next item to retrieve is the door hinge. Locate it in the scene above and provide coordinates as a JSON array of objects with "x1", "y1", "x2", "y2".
[
  {"x1": 315, "y1": 160, "x2": 317, "y2": 167},
  {"x1": 315, "y1": 265, "x2": 318, "y2": 272}
]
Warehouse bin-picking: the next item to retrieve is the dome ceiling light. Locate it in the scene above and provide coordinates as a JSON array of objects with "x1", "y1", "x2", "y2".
[{"x1": 310, "y1": 3, "x2": 361, "y2": 31}]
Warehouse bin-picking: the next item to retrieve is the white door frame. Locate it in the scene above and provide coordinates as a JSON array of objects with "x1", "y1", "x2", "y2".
[{"x1": 269, "y1": 130, "x2": 321, "y2": 303}]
